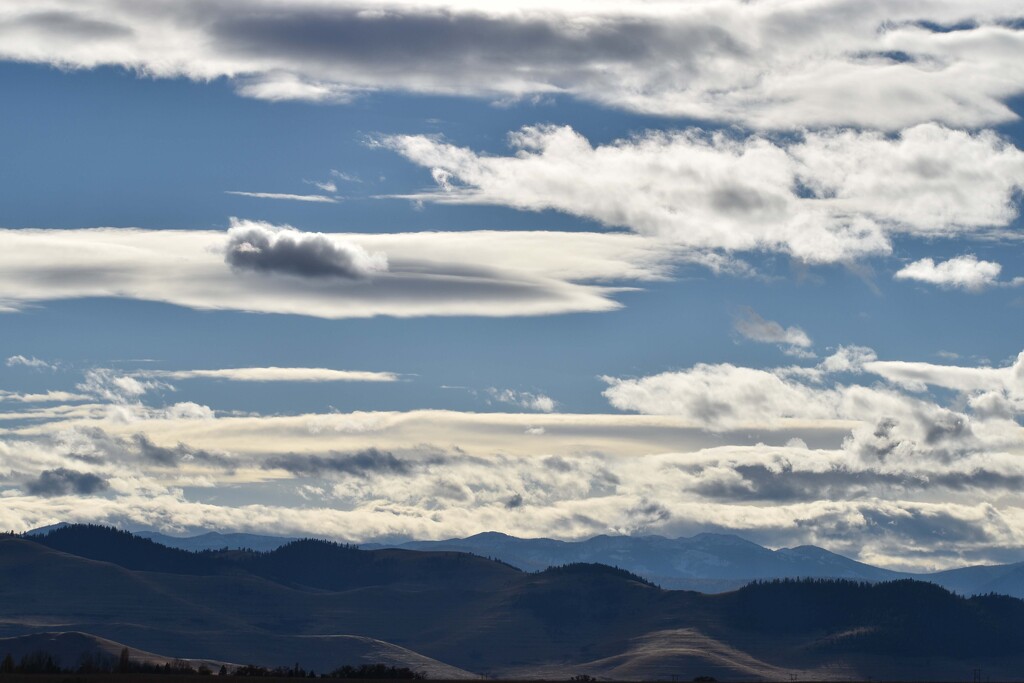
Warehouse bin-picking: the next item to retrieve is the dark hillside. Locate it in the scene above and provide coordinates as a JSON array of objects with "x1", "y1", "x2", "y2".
[
  {"x1": 30, "y1": 525, "x2": 224, "y2": 576},
  {"x1": 720, "y1": 578, "x2": 1024, "y2": 658},
  {"x1": 235, "y1": 539, "x2": 520, "y2": 591},
  {"x1": 7, "y1": 531, "x2": 1024, "y2": 680}
]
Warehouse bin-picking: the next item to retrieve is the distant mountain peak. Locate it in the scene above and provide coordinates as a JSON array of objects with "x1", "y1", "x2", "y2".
[
  {"x1": 463, "y1": 531, "x2": 517, "y2": 541},
  {"x1": 22, "y1": 521, "x2": 71, "y2": 536}
]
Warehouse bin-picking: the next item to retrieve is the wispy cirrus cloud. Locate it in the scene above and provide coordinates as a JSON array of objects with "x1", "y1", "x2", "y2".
[
  {"x1": 225, "y1": 191, "x2": 338, "y2": 203},
  {"x1": 140, "y1": 367, "x2": 399, "y2": 383},
  {"x1": 6, "y1": 355, "x2": 56, "y2": 370},
  {"x1": 0, "y1": 390, "x2": 91, "y2": 404}
]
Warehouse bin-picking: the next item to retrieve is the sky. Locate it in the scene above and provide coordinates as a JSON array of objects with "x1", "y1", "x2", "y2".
[{"x1": 2, "y1": 0, "x2": 1024, "y2": 571}]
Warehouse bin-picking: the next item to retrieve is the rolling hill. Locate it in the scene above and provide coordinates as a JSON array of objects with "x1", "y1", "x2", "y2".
[{"x1": 4, "y1": 525, "x2": 1024, "y2": 680}]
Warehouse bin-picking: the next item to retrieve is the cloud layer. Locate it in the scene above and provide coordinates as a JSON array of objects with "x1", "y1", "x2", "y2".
[
  {"x1": 3, "y1": 348, "x2": 1024, "y2": 571},
  {"x1": 2, "y1": 1, "x2": 1024, "y2": 129}
]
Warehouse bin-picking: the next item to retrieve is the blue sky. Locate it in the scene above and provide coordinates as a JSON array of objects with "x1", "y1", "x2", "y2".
[{"x1": 3, "y1": 1, "x2": 1024, "y2": 571}]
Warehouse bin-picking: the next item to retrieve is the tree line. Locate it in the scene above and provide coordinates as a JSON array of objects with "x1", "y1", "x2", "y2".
[{"x1": 0, "y1": 649, "x2": 425, "y2": 679}]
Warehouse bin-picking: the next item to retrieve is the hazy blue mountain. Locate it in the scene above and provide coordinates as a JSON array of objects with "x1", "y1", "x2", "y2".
[
  {"x1": 5, "y1": 525, "x2": 1024, "y2": 681},
  {"x1": 922, "y1": 561, "x2": 1024, "y2": 598},
  {"x1": 365, "y1": 531, "x2": 910, "y2": 590},
  {"x1": 28, "y1": 522, "x2": 1024, "y2": 600},
  {"x1": 135, "y1": 530, "x2": 296, "y2": 552},
  {"x1": 366, "y1": 531, "x2": 1024, "y2": 599}
]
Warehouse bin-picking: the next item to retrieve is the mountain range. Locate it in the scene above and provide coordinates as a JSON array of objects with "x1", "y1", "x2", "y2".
[
  {"x1": 35, "y1": 523, "x2": 1023, "y2": 600},
  {"x1": 5, "y1": 524, "x2": 1024, "y2": 680}
]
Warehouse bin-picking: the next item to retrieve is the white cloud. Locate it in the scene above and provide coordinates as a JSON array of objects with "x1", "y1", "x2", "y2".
[
  {"x1": 0, "y1": 221, "x2": 676, "y2": 318},
  {"x1": 894, "y1": 254, "x2": 1005, "y2": 291},
  {"x1": 142, "y1": 367, "x2": 399, "y2": 383},
  {"x1": 604, "y1": 364, "x2": 841, "y2": 431},
  {"x1": 863, "y1": 352, "x2": 1024, "y2": 396},
  {"x1": 816, "y1": 346, "x2": 878, "y2": 376},
  {"x1": 305, "y1": 179, "x2": 338, "y2": 193},
  {"x1": 382, "y1": 124, "x2": 1024, "y2": 263},
  {"x1": 0, "y1": 390, "x2": 91, "y2": 404},
  {"x1": 1, "y1": 1, "x2": 1023, "y2": 129},
  {"x1": 77, "y1": 368, "x2": 174, "y2": 404},
  {"x1": 488, "y1": 388, "x2": 556, "y2": 413},
  {"x1": 225, "y1": 191, "x2": 338, "y2": 203},
  {"x1": 603, "y1": 350, "x2": 1024, "y2": 481},
  {"x1": 5, "y1": 355, "x2": 55, "y2": 370},
  {"x1": 330, "y1": 170, "x2": 361, "y2": 184},
  {"x1": 734, "y1": 308, "x2": 812, "y2": 356}
]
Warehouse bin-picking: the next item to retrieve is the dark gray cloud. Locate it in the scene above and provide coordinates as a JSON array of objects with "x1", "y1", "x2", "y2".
[
  {"x1": 857, "y1": 506, "x2": 994, "y2": 545},
  {"x1": 26, "y1": 468, "x2": 109, "y2": 497},
  {"x1": 225, "y1": 223, "x2": 386, "y2": 279},
  {"x1": 543, "y1": 456, "x2": 574, "y2": 473},
  {"x1": 131, "y1": 433, "x2": 233, "y2": 468},
  {"x1": 263, "y1": 448, "x2": 419, "y2": 477},
  {"x1": 626, "y1": 499, "x2": 671, "y2": 528},
  {"x1": 689, "y1": 462, "x2": 1024, "y2": 503},
  {"x1": 211, "y1": 9, "x2": 735, "y2": 76},
  {"x1": 11, "y1": 11, "x2": 132, "y2": 40}
]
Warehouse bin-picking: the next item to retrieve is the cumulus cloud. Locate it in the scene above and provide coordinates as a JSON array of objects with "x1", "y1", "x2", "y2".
[
  {"x1": 894, "y1": 254, "x2": 1005, "y2": 291},
  {"x1": 382, "y1": 124, "x2": 1024, "y2": 263},
  {"x1": 0, "y1": 222, "x2": 677, "y2": 318},
  {"x1": 141, "y1": 367, "x2": 399, "y2": 383},
  {"x1": 1, "y1": 2, "x2": 1024, "y2": 129},
  {"x1": 734, "y1": 308, "x2": 813, "y2": 356},
  {"x1": 604, "y1": 364, "x2": 840, "y2": 431},
  {"x1": 25, "y1": 468, "x2": 109, "y2": 497},
  {"x1": 225, "y1": 221, "x2": 387, "y2": 279},
  {"x1": 225, "y1": 191, "x2": 338, "y2": 203}
]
